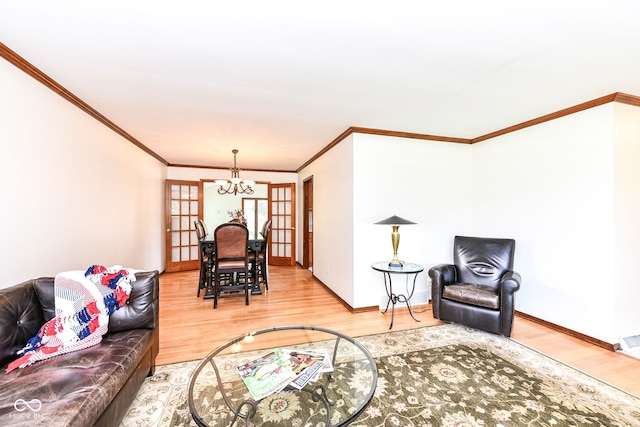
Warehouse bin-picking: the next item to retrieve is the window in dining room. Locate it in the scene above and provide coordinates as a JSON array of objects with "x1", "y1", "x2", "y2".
[{"x1": 243, "y1": 198, "x2": 268, "y2": 239}]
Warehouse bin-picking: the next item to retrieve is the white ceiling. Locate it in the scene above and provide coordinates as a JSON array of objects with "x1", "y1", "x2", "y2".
[{"x1": 2, "y1": 1, "x2": 640, "y2": 171}]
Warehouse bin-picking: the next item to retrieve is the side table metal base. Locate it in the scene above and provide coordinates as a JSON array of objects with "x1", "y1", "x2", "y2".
[{"x1": 372, "y1": 262, "x2": 424, "y2": 329}]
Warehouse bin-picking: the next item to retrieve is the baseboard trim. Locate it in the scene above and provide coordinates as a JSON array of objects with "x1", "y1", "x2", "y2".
[
  {"x1": 515, "y1": 310, "x2": 619, "y2": 352},
  {"x1": 311, "y1": 274, "x2": 378, "y2": 313},
  {"x1": 308, "y1": 274, "x2": 618, "y2": 351}
]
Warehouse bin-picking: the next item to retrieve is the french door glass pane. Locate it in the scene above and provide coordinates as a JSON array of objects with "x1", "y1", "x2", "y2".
[
  {"x1": 181, "y1": 185, "x2": 190, "y2": 199},
  {"x1": 168, "y1": 181, "x2": 201, "y2": 271}
]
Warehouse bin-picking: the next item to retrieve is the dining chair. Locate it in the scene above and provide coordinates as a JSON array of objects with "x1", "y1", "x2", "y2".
[
  {"x1": 212, "y1": 222, "x2": 250, "y2": 308},
  {"x1": 256, "y1": 220, "x2": 272, "y2": 290},
  {"x1": 194, "y1": 220, "x2": 208, "y2": 297},
  {"x1": 198, "y1": 219, "x2": 208, "y2": 237}
]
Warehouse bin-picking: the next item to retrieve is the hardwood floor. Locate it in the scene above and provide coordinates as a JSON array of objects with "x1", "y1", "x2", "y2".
[{"x1": 158, "y1": 265, "x2": 640, "y2": 396}]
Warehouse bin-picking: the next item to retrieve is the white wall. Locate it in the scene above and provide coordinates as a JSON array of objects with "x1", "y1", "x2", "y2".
[
  {"x1": 298, "y1": 137, "x2": 355, "y2": 305},
  {"x1": 202, "y1": 182, "x2": 269, "y2": 234},
  {"x1": 298, "y1": 134, "x2": 472, "y2": 308},
  {"x1": 470, "y1": 105, "x2": 616, "y2": 342},
  {"x1": 0, "y1": 59, "x2": 166, "y2": 287},
  {"x1": 352, "y1": 134, "x2": 472, "y2": 308},
  {"x1": 300, "y1": 102, "x2": 640, "y2": 345},
  {"x1": 613, "y1": 103, "x2": 640, "y2": 340}
]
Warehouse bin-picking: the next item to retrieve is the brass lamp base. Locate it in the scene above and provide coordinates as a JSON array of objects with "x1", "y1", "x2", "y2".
[{"x1": 388, "y1": 226, "x2": 403, "y2": 268}]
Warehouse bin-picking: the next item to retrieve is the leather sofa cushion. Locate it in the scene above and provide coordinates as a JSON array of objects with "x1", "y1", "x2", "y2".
[
  {"x1": 442, "y1": 283, "x2": 500, "y2": 309},
  {"x1": 0, "y1": 328, "x2": 153, "y2": 426},
  {"x1": 33, "y1": 277, "x2": 55, "y2": 320},
  {"x1": 0, "y1": 281, "x2": 46, "y2": 368},
  {"x1": 110, "y1": 270, "x2": 159, "y2": 332}
]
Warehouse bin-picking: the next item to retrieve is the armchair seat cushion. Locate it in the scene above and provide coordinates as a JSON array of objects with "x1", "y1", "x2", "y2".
[{"x1": 442, "y1": 283, "x2": 500, "y2": 310}]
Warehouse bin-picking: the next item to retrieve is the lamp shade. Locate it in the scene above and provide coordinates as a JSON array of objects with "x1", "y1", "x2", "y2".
[{"x1": 374, "y1": 215, "x2": 416, "y2": 226}]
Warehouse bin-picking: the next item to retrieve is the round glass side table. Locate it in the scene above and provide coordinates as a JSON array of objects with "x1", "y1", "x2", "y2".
[{"x1": 371, "y1": 262, "x2": 424, "y2": 329}]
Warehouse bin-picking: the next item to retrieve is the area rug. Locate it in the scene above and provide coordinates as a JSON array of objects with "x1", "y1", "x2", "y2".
[{"x1": 120, "y1": 324, "x2": 640, "y2": 426}]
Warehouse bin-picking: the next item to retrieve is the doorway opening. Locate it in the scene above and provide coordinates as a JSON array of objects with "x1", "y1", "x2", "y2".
[{"x1": 303, "y1": 177, "x2": 313, "y2": 271}]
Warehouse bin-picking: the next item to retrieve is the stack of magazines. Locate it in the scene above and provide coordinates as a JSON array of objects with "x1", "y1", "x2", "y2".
[{"x1": 236, "y1": 348, "x2": 334, "y2": 400}]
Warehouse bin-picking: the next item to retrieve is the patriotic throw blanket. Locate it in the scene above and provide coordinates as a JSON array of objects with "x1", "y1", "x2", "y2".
[{"x1": 6, "y1": 265, "x2": 135, "y2": 373}]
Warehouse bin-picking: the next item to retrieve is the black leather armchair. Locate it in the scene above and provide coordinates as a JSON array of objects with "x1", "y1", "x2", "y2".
[{"x1": 429, "y1": 236, "x2": 522, "y2": 337}]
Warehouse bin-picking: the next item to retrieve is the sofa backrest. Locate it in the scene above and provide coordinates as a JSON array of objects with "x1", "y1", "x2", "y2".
[
  {"x1": 0, "y1": 270, "x2": 159, "y2": 368},
  {"x1": 110, "y1": 270, "x2": 159, "y2": 332},
  {"x1": 0, "y1": 280, "x2": 46, "y2": 368}
]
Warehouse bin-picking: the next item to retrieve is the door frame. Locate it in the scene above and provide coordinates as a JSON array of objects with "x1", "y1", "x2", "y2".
[{"x1": 302, "y1": 176, "x2": 313, "y2": 270}]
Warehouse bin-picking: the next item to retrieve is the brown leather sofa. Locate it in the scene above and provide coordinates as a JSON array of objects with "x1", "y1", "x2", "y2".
[
  {"x1": 0, "y1": 270, "x2": 159, "y2": 427},
  {"x1": 429, "y1": 236, "x2": 521, "y2": 337}
]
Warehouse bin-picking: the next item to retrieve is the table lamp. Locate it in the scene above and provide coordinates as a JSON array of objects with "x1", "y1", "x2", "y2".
[{"x1": 375, "y1": 215, "x2": 416, "y2": 268}]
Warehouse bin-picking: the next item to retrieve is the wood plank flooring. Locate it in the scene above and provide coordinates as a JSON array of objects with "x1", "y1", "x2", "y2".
[{"x1": 158, "y1": 265, "x2": 640, "y2": 396}]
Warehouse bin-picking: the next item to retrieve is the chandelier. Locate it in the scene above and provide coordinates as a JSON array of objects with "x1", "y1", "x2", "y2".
[{"x1": 215, "y1": 149, "x2": 255, "y2": 195}]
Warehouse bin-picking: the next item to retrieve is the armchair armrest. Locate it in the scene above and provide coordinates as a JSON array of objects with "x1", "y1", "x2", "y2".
[
  {"x1": 428, "y1": 263, "x2": 456, "y2": 285},
  {"x1": 499, "y1": 270, "x2": 521, "y2": 336},
  {"x1": 499, "y1": 270, "x2": 521, "y2": 295},
  {"x1": 428, "y1": 264, "x2": 457, "y2": 319}
]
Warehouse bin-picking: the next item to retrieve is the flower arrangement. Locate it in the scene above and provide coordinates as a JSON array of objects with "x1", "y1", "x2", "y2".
[{"x1": 228, "y1": 209, "x2": 247, "y2": 225}]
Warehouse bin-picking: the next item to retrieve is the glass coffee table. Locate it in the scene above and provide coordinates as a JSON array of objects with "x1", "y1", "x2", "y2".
[{"x1": 188, "y1": 325, "x2": 377, "y2": 427}]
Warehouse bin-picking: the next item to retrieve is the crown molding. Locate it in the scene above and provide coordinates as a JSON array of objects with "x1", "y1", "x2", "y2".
[
  {"x1": 168, "y1": 163, "x2": 296, "y2": 174},
  {"x1": 296, "y1": 127, "x2": 471, "y2": 172},
  {"x1": 614, "y1": 92, "x2": 640, "y2": 107},
  {"x1": 349, "y1": 127, "x2": 472, "y2": 144},
  {"x1": 0, "y1": 42, "x2": 169, "y2": 165},
  {"x1": 471, "y1": 93, "x2": 640, "y2": 143},
  {"x1": 299, "y1": 92, "x2": 640, "y2": 172},
  {"x1": 3, "y1": 41, "x2": 639, "y2": 174}
]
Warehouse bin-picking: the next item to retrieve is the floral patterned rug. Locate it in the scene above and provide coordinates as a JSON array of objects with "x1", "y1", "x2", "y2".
[{"x1": 120, "y1": 324, "x2": 640, "y2": 427}]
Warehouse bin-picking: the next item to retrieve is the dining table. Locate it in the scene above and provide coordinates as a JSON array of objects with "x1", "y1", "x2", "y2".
[{"x1": 199, "y1": 237, "x2": 265, "y2": 298}]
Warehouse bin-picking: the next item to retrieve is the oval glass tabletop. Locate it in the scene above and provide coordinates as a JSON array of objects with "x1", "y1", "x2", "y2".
[{"x1": 188, "y1": 325, "x2": 378, "y2": 427}]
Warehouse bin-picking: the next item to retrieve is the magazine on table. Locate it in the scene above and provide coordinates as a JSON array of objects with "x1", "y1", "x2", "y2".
[
  {"x1": 283, "y1": 348, "x2": 334, "y2": 385},
  {"x1": 236, "y1": 350, "x2": 297, "y2": 400},
  {"x1": 237, "y1": 348, "x2": 334, "y2": 398}
]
